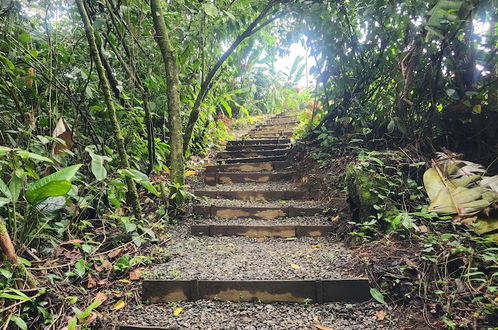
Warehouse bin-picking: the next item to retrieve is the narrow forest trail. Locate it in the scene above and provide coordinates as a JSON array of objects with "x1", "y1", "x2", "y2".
[{"x1": 118, "y1": 114, "x2": 395, "y2": 329}]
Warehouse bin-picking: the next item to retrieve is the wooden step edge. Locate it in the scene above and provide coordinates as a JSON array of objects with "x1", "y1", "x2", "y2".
[
  {"x1": 216, "y1": 149, "x2": 289, "y2": 159},
  {"x1": 190, "y1": 224, "x2": 334, "y2": 237},
  {"x1": 193, "y1": 205, "x2": 324, "y2": 219},
  {"x1": 142, "y1": 279, "x2": 370, "y2": 303},
  {"x1": 194, "y1": 189, "x2": 306, "y2": 200},
  {"x1": 119, "y1": 326, "x2": 175, "y2": 330},
  {"x1": 225, "y1": 144, "x2": 291, "y2": 151},
  {"x1": 227, "y1": 139, "x2": 291, "y2": 146},
  {"x1": 205, "y1": 161, "x2": 291, "y2": 173},
  {"x1": 204, "y1": 171, "x2": 294, "y2": 185},
  {"x1": 216, "y1": 155, "x2": 287, "y2": 164}
]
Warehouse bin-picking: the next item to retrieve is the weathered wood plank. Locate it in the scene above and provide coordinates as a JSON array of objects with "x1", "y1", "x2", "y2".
[
  {"x1": 216, "y1": 155, "x2": 287, "y2": 164},
  {"x1": 225, "y1": 144, "x2": 291, "y2": 151},
  {"x1": 141, "y1": 279, "x2": 370, "y2": 303},
  {"x1": 119, "y1": 326, "x2": 176, "y2": 330},
  {"x1": 226, "y1": 139, "x2": 291, "y2": 146},
  {"x1": 193, "y1": 190, "x2": 306, "y2": 201},
  {"x1": 193, "y1": 205, "x2": 324, "y2": 219},
  {"x1": 205, "y1": 161, "x2": 290, "y2": 173},
  {"x1": 190, "y1": 224, "x2": 334, "y2": 237},
  {"x1": 204, "y1": 171, "x2": 294, "y2": 185},
  {"x1": 217, "y1": 149, "x2": 289, "y2": 159}
]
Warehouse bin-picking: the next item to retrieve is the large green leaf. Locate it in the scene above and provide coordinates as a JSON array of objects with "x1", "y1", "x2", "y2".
[
  {"x1": 26, "y1": 165, "x2": 82, "y2": 205},
  {"x1": 9, "y1": 176, "x2": 21, "y2": 203},
  {"x1": 0, "y1": 178, "x2": 11, "y2": 200},
  {"x1": 26, "y1": 180, "x2": 72, "y2": 205},
  {"x1": 202, "y1": 3, "x2": 218, "y2": 17}
]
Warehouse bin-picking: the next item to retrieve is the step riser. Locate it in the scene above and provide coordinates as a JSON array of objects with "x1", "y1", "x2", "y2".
[
  {"x1": 256, "y1": 123, "x2": 297, "y2": 128},
  {"x1": 193, "y1": 205, "x2": 323, "y2": 219},
  {"x1": 217, "y1": 149, "x2": 289, "y2": 159},
  {"x1": 248, "y1": 131, "x2": 293, "y2": 136},
  {"x1": 191, "y1": 225, "x2": 334, "y2": 237},
  {"x1": 119, "y1": 327, "x2": 171, "y2": 330},
  {"x1": 225, "y1": 144, "x2": 290, "y2": 151},
  {"x1": 227, "y1": 139, "x2": 291, "y2": 146},
  {"x1": 205, "y1": 172, "x2": 293, "y2": 185},
  {"x1": 194, "y1": 190, "x2": 306, "y2": 201},
  {"x1": 217, "y1": 155, "x2": 287, "y2": 164},
  {"x1": 142, "y1": 279, "x2": 370, "y2": 303},
  {"x1": 205, "y1": 161, "x2": 290, "y2": 173},
  {"x1": 247, "y1": 134, "x2": 293, "y2": 139}
]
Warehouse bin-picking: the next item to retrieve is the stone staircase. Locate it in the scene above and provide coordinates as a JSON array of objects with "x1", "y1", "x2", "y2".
[{"x1": 119, "y1": 114, "x2": 371, "y2": 329}]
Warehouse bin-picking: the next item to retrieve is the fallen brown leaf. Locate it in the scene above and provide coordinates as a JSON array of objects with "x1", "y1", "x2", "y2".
[
  {"x1": 102, "y1": 259, "x2": 113, "y2": 270},
  {"x1": 418, "y1": 225, "x2": 429, "y2": 233},
  {"x1": 87, "y1": 274, "x2": 96, "y2": 289},
  {"x1": 331, "y1": 215, "x2": 340, "y2": 222},
  {"x1": 107, "y1": 247, "x2": 123, "y2": 258},
  {"x1": 315, "y1": 324, "x2": 333, "y2": 330},
  {"x1": 93, "y1": 291, "x2": 108, "y2": 303},
  {"x1": 60, "y1": 239, "x2": 83, "y2": 246},
  {"x1": 129, "y1": 267, "x2": 144, "y2": 281},
  {"x1": 375, "y1": 310, "x2": 386, "y2": 321},
  {"x1": 402, "y1": 257, "x2": 417, "y2": 269}
]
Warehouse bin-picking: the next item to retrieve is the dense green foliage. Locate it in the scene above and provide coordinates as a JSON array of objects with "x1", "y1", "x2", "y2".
[{"x1": 0, "y1": 0, "x2": 497, "y2": 328}]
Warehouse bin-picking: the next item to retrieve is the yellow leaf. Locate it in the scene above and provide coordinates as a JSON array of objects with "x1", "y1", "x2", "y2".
[
  {"x1": 291, "y1": 263, "x2": 301, "y2": 269},
  {"x1": 173, "y1": 307, "x2": 183, "y2": 316},
  {"x1": 472, "y1": 104, "x2": 481, "y2": 114},
  {"x1": 311, "y1": 243, "x2": 321, "y2": 249},
  {"x1": 185, "y1": 170, "x2": 196, "y2": 176},
  {"x1": 113, "y1": 299, "x2": 125, "y2": 310}
]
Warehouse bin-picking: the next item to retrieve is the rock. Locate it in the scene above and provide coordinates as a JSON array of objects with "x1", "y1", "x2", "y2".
[{"x1": 345, "y1": 155, "x2": 397, "y2": 224}]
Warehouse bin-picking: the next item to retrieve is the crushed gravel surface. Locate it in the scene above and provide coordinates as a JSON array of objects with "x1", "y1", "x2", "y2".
[
  {"x1": 117, "y1": 301, "x2": 396, "y2": 329},
  {"x1": 146, "y1": 234, "x2": 357, "y2": 280},
  {"x1": 193, "y1": 216, "x2": 331, "y2": 226},
  {"x1": 196, "y1": 198, "x2": 324, "y2": 209}
]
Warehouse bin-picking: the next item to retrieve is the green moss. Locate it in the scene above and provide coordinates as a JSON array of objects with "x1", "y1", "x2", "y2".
[{"x1": 346, "y1": 163, "x2": 384, "y2": 222}]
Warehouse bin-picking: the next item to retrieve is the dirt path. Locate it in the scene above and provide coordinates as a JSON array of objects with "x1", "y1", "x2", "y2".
[{"x1": 117, "y1": 114, "x2": 397, "y2": 329}]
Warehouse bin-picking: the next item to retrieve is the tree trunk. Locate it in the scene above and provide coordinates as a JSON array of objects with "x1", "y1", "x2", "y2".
[
  {"x1": 0, "y1": 221, "x2": 37, "y2": 288},
  {"x1": 76, "y1": 0, "x2": 142, "y2": 219},
  {"x1": 149, "y1": 0, "x2": 185, "y2": 185}
]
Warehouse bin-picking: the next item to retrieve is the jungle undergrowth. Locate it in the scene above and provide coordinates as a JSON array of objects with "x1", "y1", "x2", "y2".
[{"x1": 294, "y1": 124, "x2": 498, "y2": 329}]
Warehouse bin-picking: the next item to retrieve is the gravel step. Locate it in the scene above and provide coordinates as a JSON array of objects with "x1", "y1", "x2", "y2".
[
  {"x1": 205, "y1": 171, "x2": 294, "y2": 185},
  {"x1": 216, "y1": 155, "x2": 287, "y2": 164},
  {"x1": 194, "y1": 182, "x2": 300, "y2": 191},
  {"x1": 227, "y1": 138, "x2": 291, "y2": 146},
  {"x1": 197, "y1": 198, "x2": 323, "y2": 208},
  {"x1": 205, "y1": 161, "x2": 291, "y2": 173},
  {"x1": 194, "y1": 216, "x2": 330, "y2": 225},
  {"x1": 146, "y1": 236, "x2": 359, "y2": 281},
  {"x1": 190, "y1": 224, "x2": 335, "y2": 237},
  {"x1": 217, "y1": 149, "x2": 289, "y2": 159},
  {"x1": 118, "y1": 301, "x2": 394, "y2": 330}
]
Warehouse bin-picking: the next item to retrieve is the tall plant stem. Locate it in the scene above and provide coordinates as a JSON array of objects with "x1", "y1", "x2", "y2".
[
  {"x1": 149, "y1": 0, "x2": 184, "y2": 185},
  {"x1": 75, "y1": 0, "x2": 142, "y2": 219}
]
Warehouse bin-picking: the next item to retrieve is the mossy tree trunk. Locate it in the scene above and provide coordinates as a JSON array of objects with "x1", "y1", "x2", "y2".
[
  {"x1": 149, "y1": 0, "x2": 185, "y2": 185},
  {"x1": 76, "y1": 0, "x2": 142, "y2": 219}
]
